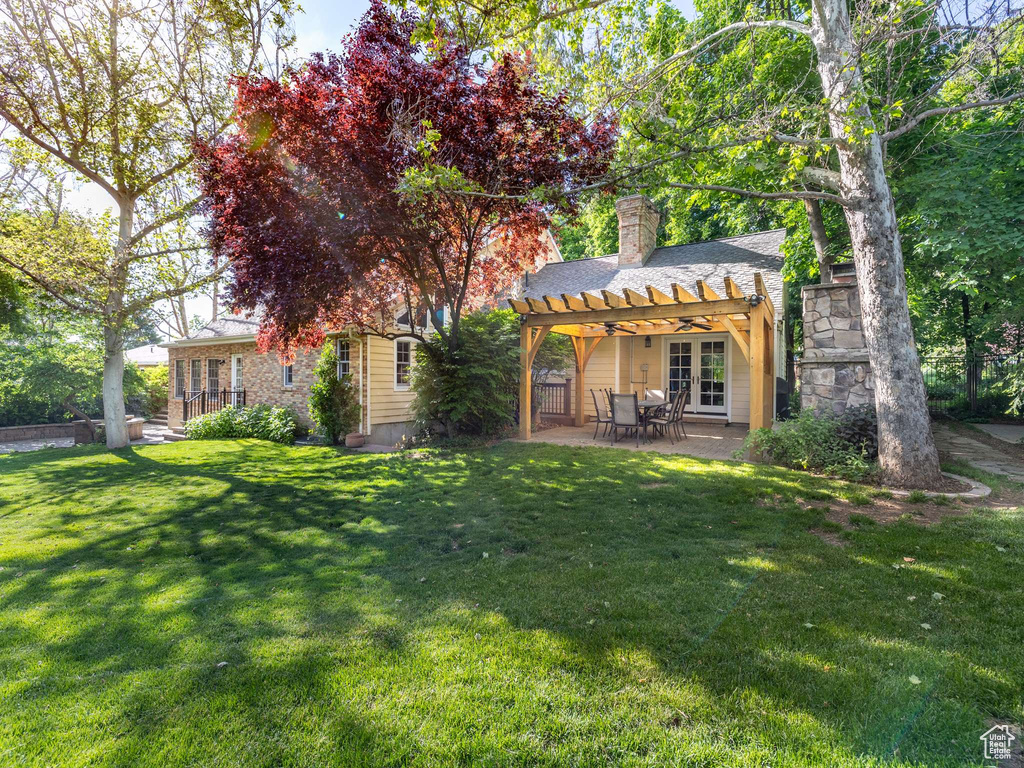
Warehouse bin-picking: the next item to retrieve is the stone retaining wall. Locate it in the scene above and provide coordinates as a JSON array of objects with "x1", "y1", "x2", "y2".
[
  {"x1": 0, "y1": 421, "x2": 93, "y2": 444},
  {"x1": 800, "y1": 281, "x2": 874, "y2": 416}
]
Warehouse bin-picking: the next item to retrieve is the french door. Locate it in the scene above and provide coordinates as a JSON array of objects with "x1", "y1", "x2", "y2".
[
  {"x1": 667, "y1": 337, "x2": 728, "y2": 414},
  {"x1": 231, "y1": 354, "x2": 244, "y2": 405}
]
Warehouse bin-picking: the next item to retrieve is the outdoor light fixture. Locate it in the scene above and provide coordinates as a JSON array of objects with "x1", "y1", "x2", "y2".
[
  {"x1": 645, "y1": 335, "x2": 652, "y2": 348},
  {"x1": 746, "y1": 293, "x2": 764, "y2": 307}
]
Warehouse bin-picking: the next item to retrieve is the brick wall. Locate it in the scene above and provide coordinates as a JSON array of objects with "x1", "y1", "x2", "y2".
[
  {"x1": 166, "y1": 337, "x2": 370, "y2": 432},
  {"x1": 167, "y1": 341, "x2": 320, "y2": 428}
]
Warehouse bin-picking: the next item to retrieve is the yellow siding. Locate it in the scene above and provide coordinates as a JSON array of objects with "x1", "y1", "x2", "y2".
[{"x1": 368, "y1": 334, "x2": 417, "y2": 427}]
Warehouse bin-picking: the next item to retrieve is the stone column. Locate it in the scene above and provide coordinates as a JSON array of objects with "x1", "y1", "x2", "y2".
[{"x1": 800, "y1": 277, "x2": 874, "y2": 416}]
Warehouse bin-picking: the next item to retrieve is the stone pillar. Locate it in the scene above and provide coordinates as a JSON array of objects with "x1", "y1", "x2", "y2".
[{"x1": 800, "y1": 278, "x2": 873, "y2": 416}]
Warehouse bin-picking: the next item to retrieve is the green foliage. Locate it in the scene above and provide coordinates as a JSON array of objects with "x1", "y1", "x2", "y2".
[
  {"x1": 184, "y1": 404, "x2": 299, "y2": 444},
  {"x1": 742, "y1": 410, "x2": 875, "y2": 481},
  {"x1": 308, "y1": 342, "x2": 361, "y2": 444},
  {"x1": 141, "y1": 364, "x2": 169, "y2": 416},
  {"x1": 834, "y1": 404, "x2": 879, "y2": 460},
  {"x1": 411, "y1": 309, "x2": 573, "y2": 437},
  {"x1": 0, "y1": 335, "x2": 146, "y2": 426}
]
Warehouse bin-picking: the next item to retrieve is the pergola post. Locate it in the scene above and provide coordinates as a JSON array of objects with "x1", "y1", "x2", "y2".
[
  {"x1": 519, "y1": 321, "x2": 532, "y2": 440},
  {"x1": 573, "y1": 339, "x2": 585, "y2": 427},
  {"x1": 749, "y1": 301, "x2": 773, "y2": 431}
]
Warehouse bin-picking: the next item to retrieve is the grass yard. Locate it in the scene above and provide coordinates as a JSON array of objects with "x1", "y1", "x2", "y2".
[{"x1": 0, "y1": 440, "x2": 1021, "y2": 767}]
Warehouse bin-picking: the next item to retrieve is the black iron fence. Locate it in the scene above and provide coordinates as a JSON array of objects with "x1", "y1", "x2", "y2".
[
  {"x1": 183, "y1": 389, "x2": 247, "y2": 422},
  {"x1": 921, "y1": 354, "x2": 1023, "y2": 417}
]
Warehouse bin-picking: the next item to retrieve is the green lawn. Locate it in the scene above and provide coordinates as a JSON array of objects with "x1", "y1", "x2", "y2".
[{"x1": 0, "y1": 440, "x2": 1021, "y2": 767}]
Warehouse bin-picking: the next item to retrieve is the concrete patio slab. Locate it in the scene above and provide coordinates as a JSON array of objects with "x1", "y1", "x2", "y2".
[
  {"x1": 973, "y1": 423, "x2": 1024, "y2": 445},
  {"x1": 517, "y1": 422, "x2": 750, "y2": 461}
]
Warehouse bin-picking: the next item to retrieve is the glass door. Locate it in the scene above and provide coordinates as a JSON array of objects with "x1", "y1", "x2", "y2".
[
  {"x1": 698, "y1": 339, "x2": 727, "y2": 413},
  {"x1": 231, "y1": 354, "x2": 244, "y2": 405},
  {"x1": 667, "y1": 340, "x2": 693, "y2": 410}
]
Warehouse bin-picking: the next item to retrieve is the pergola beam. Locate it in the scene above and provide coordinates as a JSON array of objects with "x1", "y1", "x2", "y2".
[{"x1": 524, "y1": 297, "x2": 751, "y2": 327}]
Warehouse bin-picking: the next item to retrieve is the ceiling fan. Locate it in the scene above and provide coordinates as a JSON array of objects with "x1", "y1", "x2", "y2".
[
  {"x1": 675, "y1": 319, "x2": 713, "y2": 332},
  {"x1": 601, "y1": 321, "x2": 636, "y2": 336}
]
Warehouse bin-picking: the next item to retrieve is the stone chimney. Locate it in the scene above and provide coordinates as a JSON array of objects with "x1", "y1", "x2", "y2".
[
  {"x1": 800, "y1": 272, "x2": 873, "y2": 416},
  {"x1": 615, "y1": 195, "x2": 660, "y2": 267}
]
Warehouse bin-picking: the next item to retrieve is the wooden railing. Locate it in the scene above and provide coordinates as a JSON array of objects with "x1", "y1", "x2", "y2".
[
  {"x1": 182, "y1": 389, "x2": 247, "y2": 422},
  {"x1": 535, "y1": 378, "x2": 572, "y2": 419}
]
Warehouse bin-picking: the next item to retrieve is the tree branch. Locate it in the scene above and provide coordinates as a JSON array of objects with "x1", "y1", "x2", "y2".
[
  {"x1": 665, "y1": 181, "x2": 851, "y2": 206},
  {"x1": 882, "y1": 93, "x2": 1024, "y2": 142}
]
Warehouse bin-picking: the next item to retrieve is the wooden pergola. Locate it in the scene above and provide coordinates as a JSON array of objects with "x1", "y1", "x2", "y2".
[{"x1": 509, "y1": 273, "x2": 775, "y2": 440}]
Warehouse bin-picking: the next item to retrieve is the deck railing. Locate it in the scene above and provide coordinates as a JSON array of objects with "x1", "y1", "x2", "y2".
[
  {"x1": 535, "y1": 378, "x2": 573, "y2": 420},
  {"x1": 182, "y1": 389, "x2": 247, "y2": 422}
]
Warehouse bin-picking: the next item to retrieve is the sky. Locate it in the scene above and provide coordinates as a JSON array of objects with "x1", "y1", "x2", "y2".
[{"x1": 71, "y1": 0, "x2": 696, "y2": 336}]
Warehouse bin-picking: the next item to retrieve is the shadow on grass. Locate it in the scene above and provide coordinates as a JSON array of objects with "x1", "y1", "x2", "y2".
[{"x1": 0, "y1": 440, "x2": 1020, "y2": 766}]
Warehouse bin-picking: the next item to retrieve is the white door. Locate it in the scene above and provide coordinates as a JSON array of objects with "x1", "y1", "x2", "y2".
[
  {"x1": 231, "y1": 355, "x2": 244, "y2": 405},
  {"x1": 667, "y1": 336, "x2": 728, "y2": 414},
  {"x1": 696, "y1": 338, "x2": 728, "y2": 414}
]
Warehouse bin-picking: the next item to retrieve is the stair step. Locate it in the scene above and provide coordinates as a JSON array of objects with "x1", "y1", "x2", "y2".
[
  {"x1": 147, "y1": 418, "x2": 168, "y2": 426},
  {"x1": 163, "y1": 432, "x2": 187, "y2": 442}
]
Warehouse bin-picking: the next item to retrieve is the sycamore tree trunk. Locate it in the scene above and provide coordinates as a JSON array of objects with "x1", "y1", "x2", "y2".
[
  {"x1": 811, "y1": 0, "x2": 943, "y2": 487},
  {"x1": 102, "y1": 203, "x2": 132, "y2": 449}
]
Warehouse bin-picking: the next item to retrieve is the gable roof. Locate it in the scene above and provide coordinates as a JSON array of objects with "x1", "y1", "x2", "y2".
[
  {"x1": 162, "y1": 314, "x2": 261, "y2": 346},
  {"x1": 125, "y1": 344, "x2": 168, "y2": 366},
  {"x1": 522, "y1": 229, "x2": 786, "y2": 313}
]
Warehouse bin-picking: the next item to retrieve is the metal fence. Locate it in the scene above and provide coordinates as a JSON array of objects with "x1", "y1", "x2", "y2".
[
  {"x1": 183, "y1": 389, "x2": 247, "y2": 422},
  {"x1": 921, "y1": 354, "x2": 1023, "y2": 417}
]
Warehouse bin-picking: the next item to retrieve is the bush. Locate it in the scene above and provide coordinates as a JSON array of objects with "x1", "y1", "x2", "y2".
[
  {"x1": 834, "y1": 404, "x2": 878, "y2": 460},
  {"x1": 308, "y1": 342, "x2": 361, "y2": 444},
  {"x1": 741, "y1": 409, "x2": 875, "y2": 481},
  {"x1": 184, "y1": 404, "x2": 299, "y2": 444},
  {"x1": 141, "y1": 364, "x2": 169, "y2": 416},
  {"x1": 410, "y1": 309, "x2": 573, "y2": 438}
]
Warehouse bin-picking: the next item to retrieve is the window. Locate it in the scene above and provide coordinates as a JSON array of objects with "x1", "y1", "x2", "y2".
[
  {"x1": 336, "y1": 339, "x2": 350, "y2": 378},
  {"x1": 395, "y1": 340, "x2": 412, "y2": 389},
  {"x1": 189, "y1": 359, "x2": 202, "y2": 393},
  {"x1": 207, "y1": 359, "x2": 220, "y2": 393},
  {"x1": 282, "y1": 363, "x2": 293, "y2": 387},
  {"x1": 174, "y1": 359, "x2": 185, "y2": 399}
]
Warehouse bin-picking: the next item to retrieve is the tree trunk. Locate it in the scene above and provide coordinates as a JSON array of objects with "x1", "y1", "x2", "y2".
[
  {"x1": 102, "y1": 202, "x2": 132, "y2": 449},
  {"x1": 63, "y1": 396, "x2": 96, "y2": 442},
  {"x1": 803, "y1": 198, "x2": 832, "y2": 281},
  {"x1": 811, "y1": 0, "x2": 943, "y2": 488}
]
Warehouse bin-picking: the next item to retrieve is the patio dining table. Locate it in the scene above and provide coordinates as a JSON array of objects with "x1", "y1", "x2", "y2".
[{"x1": 637, "y1": 398, "x2": 668, "y2": 441}]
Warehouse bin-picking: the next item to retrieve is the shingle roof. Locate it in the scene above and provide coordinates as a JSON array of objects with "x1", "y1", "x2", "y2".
[
  {"x1": 522, "y1": 229, "x2": 786, "y2": 313},
  {"x1": 124, "y1": 344, "x2": 168, "y2": 366},
  {"x1": 170, "y1": 313, "x2": 261, "y2": 343}
]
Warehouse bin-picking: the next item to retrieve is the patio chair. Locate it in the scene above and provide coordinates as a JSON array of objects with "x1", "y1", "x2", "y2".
[
  {"x1": 671, "y1": 386, "x2": 691, "y2": 441},
  {"x1": 646, "y1": 388, "x2": 665, "y2": 401},
  {"x1": 648, "y1": 388, "x2": 687, "y2": 444},
  {"x1": 610, "y1": 392, "x2": 643, "y2": 447},
  {"x1": 590, "y1": 389, "x2": 613, "y2": 439}
]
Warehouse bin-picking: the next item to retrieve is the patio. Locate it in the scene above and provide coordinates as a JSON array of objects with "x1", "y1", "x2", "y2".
[{"x1": 519, "y1": 421, "x2": 750, "y2": 461}]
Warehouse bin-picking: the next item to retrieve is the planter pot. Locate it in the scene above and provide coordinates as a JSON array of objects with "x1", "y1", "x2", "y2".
[{"x1": 345, "y1": 432, "x2": 365, "y2": 448}]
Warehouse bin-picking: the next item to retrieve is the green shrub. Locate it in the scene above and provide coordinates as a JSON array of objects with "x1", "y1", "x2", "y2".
[
  {"x1": 741, "y1": 410, "x2": 875, "y2": 481},
  {"x1": 834, "y1": 404, "x2": 878, "y2": 459},
  {"x1": 307, "y1": 342, "x2": 361, "y2": 444},
  {"x1": 141, "y1": 364, "x2": 169, "y2": 416},
  {"x1": 184, "y1": 404, "x2": 299, "y2": 444},
  {"x1": 411, "y1": 309, "x2": 573, "y2": 438}
]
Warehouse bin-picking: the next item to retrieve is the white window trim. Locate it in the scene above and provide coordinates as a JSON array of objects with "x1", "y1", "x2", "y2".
[
  {"x1": 394, "y1": 338, "x2": 413, "y2": 391},
  {"x1": 174, "y1": 359, "x2": 185, "y2": 399},
  {"x1": 282, "y1": 363, "x2": 294, "y2": 387},
  {"x1": 336, "y1": 338, "x2": 351, "y2": 378}
]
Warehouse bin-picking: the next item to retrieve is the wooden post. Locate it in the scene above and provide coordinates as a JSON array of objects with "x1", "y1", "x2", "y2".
[
  {"x1": 572, "y1": 338, "x2": 585, "y2": 427},
  {"x1": 563, "y1": 378, "x2": 573, "y2": 419},
  {"x1": 749, "y1": 302, "x2": 771, "y2": 432},
  {"x1": 519, "y1": 322, "x2": 532, "y2": 439}
]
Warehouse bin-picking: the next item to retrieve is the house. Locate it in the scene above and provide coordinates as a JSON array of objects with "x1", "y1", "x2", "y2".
[
  {"x1": 163, "y1": 195, "x2": 789, "y2": 444},
  {"x1": 511, "y1": 195, "x2": 787, "y2": 437},
  {"x1": 125, "y1": 344, "x2": 168, "y2": 369},
  {"x1": 161, "y1": 231, "x2": 565, "y2": 445}
]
